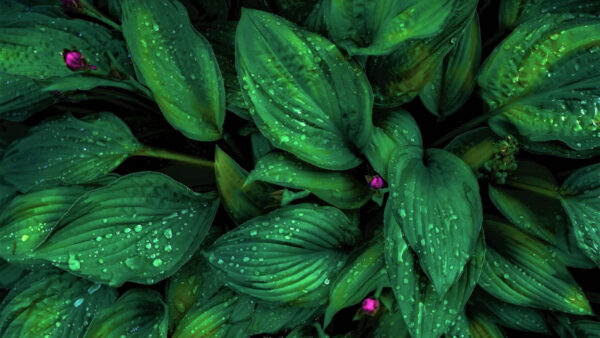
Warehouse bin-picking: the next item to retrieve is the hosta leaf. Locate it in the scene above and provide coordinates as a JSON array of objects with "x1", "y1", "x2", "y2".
[
  {"x1": 0, "y1": 270, "x2": 116, "y2": 338},
  {"x1": 384, "y1": 202, "x2": 485, "y2": 338},
  {"x1": 365, "y1": 0, "x2": 477, "y2": 106},
  {"x1": 251, "y1": 133, "x2": 275, "y2": 164},
  {"x1": 469, "y1": 290, "x2": 550, "y2": 334},
  {"x1": 122, "y1": 0, "x2": 225, "y2": 141},
  {"x1": 324, "y1": 238, "x2": 388, "y2": 327},
  {"x1": 364, "y1": 109, "x2": 422, "y2": 180},
  {"x1": 479, "y1": 14, "x2": 600, "y2": 158},
  {"x1": 320, "y1": 0, "x2": 465, "y2": 55},
  {"x1": 83, "y1": 289, "x2": 167, "y2": 338},
  {"x1": 468, "y1": 313, "x2": 505, "y2": 338},
  {"x1": 388, "y1": 145, "x2": 482, "y2": 295},
  {"x1": 499, "y1": 0, "x2": 600, "y2": 30},
  {"x1": 420, "y1": 14, "x2": 481, "y2": 117},
  {"x1": 373, "y1": 307, "x2": 409, "y2": 338},
  {"x1": 479, "y1": 216, "x2": 592, "y2": 315},
  {"x1": 248, "y1": 302, "x2": 319, "y2": 335},
  {"x1": 206, "y1": 203, "x2": 361, "y2": 306},
  {"x1": 0, "y1": 113, "x2": 141, "y2": 193},
  {"x1": 560, "y1": 162, "x2": 600, "y2": 267},
  {"x1": 247, "y1": 151, "x2": 371, "y2": 210},
  {"x1": 0, "y1": 260, "x2": 26, "y2": 289},
  {"x1": 34, "y1": 172, "x2": 219, "y2": 287},
  {"x1": 236, "y1": 9, "x2": 373, "y2": 170},
  {"x1": 0, "y1": 73, "x2": 56, "y2": 122},
  {"x1": 445, "y1": 127, "x2": 501, "y2": 172},
  {"x1": 271, "y1": 0, "x2": 320, "y2": 24},
  {"x1": 214, "y1": 146, "x2": 275, "y2": 225}
]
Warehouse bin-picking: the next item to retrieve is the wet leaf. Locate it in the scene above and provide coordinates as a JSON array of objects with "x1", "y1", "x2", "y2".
[
  {"x1": 479, "y1": 14, "x2": 600, "y2": 158},
  {"x1": 388, "y1": 145, "x2": 482, "y2": 295},
  {"x1": 214, "y1": 146, "x2": 275, "y2": 225},
  {"x1": 34, "y1": 172, "x2": 219, "y2": 287},
  {"x1": 0, "y1": 260, "x2": 26, "y2": 289},
  {"x1": 206, "y1": 203, "x2": 361, "y2": 306},
  {"x1": 499, "y1": 0, "x2": 600, "y2": 30},
  {"x1": 479, "y1": 216, "x2": 592, "y2": 315},
  {"x1": 384, "y1": 202, "x2": 486, "y2": 338},
  {"x1": 122, "y1": 0, "x2": 225, "y2": 141},
  {"x1": 468, "y1": 313, "x2": 505, "y2": 338},
  {"x1": 373, "y1": 307, "x2": 409, "y2": 338},
  {"x1": 0, "y1": 113, "x2": 141, "y2": 193},
  {"x1": 420, "y1": 14, "x2": 481, "y2": 117},
  {"x1": 250, "y1": 133, "x2": 275, "y2": 164},
  {"x1": 0, "y1": 270, "x2": 116, "y2": 338},
  {"x1": 247, "y1": 151, "x2": 371, "y2": 210},
  {"x1": 236, "y1": 9, "x2": 373, "y2": 170},
  {"x1": 248, "y1": 303, "x2": 319, "y2": 335},
  {"x1": 83, "y1": 289, "x2": 167, "y2": 338}
]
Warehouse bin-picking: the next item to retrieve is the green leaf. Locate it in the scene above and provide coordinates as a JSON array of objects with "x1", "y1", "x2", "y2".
[
  {"x1": 206, "y1": 203, "x2": 361, "y2": 306},
  {"x1": 83, "y1": 289, "x2": 167, "y2": 338},
  {"x1": 373, "y1": 307, "x2": 409, "y2": 338},
  {"x1": 444, "y1": 127, "x2": 500, "y2": 172},
  {"x1": 214, "y1": 146, "x2": 275, "y2": 225},
  {"x1": 420, "y1": 14, "x2": 481, "y2": 117},
  {"x1": 384, "y1": 202, "x2": 485, "y2": 338},
  {"x1": 0, "y1": 270, "x2": 116, "y2": 338},
  {"x1": 247, "y1": 151, "x2": 371, "y2": 210},
  {"x1": 479, "y1": 14, "x2": 600, "y2": 158},
  {"x1": 469, "y1": 290, "x2": 550, "y2": 334},
  {"x1": 0, "y1": 73, "x2": 56, "y2": 122},
  {"x1": 364, "y1": 109, "x2": 422, "y2": 180},
  {"x1": 320, "y1": 0, "x2": 467, "y2": 55},
  {"x1": 34, "y1": 172, "x2": 219, "y2": 287},
  {"x1": 0, "y1": 113, "x2": 142, "y2": 193},
  {"x1": 236, "y1": 9, "x2": 373, "y2": 170},
  {"x1": 479, "y1": 216, "x2": 592, "y2": 315},
  {"x1": 324, "y1": 238, "x2": 388, "y2": 327},
  {"x1": 122, "y1": 0, "x2": 225, "y2": 141},
  {"x1": 247, "y1": 303, "x2": 318, "y2": 335},
  {"x1": 388, "y1": 145, "x2": 482, "y2": 295},
  {"x1": 468, "y1": 313, "x2": 505, "y2": 338},
  {"x1": 499, "y1": 0, "x2": 600, "y2": 30},
  {"x1": 251, "y1": 133, "x2": 275, "y2": 164},
  {"x1": 560, "y1": 162, "x2": 600, "y2": 267},
  {"x1": 271, "y1": 0, "x2": 320, "y2": 24},
  {"x1": 0, "y1": 260, "x2": 26, "y2": 289}
]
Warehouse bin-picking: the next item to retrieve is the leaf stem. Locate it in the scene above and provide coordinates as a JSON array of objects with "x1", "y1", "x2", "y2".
[
  {"x1": 504, "y1": 179, "x2": 560, "y2": 199},
  {"x1": 431, "y1": 110, "x2": 498, "y2": 147},
  {"x1": 134, "y1": 147, "x2": 214, "y2": 168}
]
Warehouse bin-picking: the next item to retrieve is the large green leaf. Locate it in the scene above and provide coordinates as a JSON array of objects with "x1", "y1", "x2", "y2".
[
  {"x1": 206, "y1": 203, "x2": 361, "y2": 306},
  {"x1": 479, "y1": 14, "x2": 600, "y2": 158},
  {"x1": 324, "y1": 238, "x2": 388, "y2": 327},
  {"x1": 83, "y1": 289, "x2": 167, "y2": 338},
  {"x1": 499, "y1": 0, "x2": 600, "y2": 30},
  {"x1": 560, "y1": 162, "x2": 600, "y2": 267},
  {"x1": 388, "y1": 145, "x2": 482, "y2": 295},
  {"x1": 420, "y1": 14, "x2": 481, "y2": 117},
  {"x1": 373, "y1": 307, "x2": 409, "y2": 338},
  {"x1": 364, "y1": 109, "x2": 422, "y2": 180},
  {"x1": 236, "y1": 9, "x2": 373, "y2": 170},
  {"x1": 0, "y1": 270, "x2": 116, "y2": 338},
  {"x1": 122, "y1": 0, "x2": 225, "y2": 141},
  {"x1": 0, "y1": 73, "x2": 56, "y2": 122},
  {"x1": 246, "y1": 151, "x2": 371, "y2": 210},
  {"x1": 0, "y1": 260, "x2": 26, "y2": 289},
  {"x1": 34, "y1": 172, "x2": 219, "y2": 286},
  {"x1": 214, "y1": 146, "x2": 275, "y2": 225},
  {"x1": 0, "y1": 113, "x2": 141, "y2": 193},
  {"x1": 247, "y1": 302, "x2": 318, "y2": 335},
  {"x1": 479, "y1": 216, "x2": 592, "y2": 315},
  {"x1": 384, "y1": 202, "x2": 485, "y2": 338}
]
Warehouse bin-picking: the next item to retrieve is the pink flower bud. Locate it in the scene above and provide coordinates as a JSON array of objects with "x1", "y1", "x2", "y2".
[
  {"x1": 362, "y1": 297, "x2": 379, "y2": 314},
  {"x1": 369, "y1": 175, "x2": 384, "y2": 189},
  {"x1": 63, "y1": 50, "x2": 85, "y2": 70}
]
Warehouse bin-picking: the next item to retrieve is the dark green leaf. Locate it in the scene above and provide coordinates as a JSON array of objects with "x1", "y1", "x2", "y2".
[
  {"x1": 499, "y1": 0, "x2": 600, "y2": 30},
  {"x1": 0, "y1": 113, "x2": 141, "y2": 193},
  {"x1": 83, "y1": 289, "x2": 167, "y2": 338},
  {"x1": 388, "y1": 145, "x2": 482, "y2": 295},
  {"x1": 247, "y1": 303, "x2": 318, "y2": 335},
  {"x1": 122, "y1": 0, "x2": 225, "y2": 141},
  {"x1": 251, "y1": 133, "x2": 275, "y2": 164},
  {"x1": 0, "y1": 260, "x2": 26, "y2": 289},
  {"x1": 34, "y1": 172, "x2": 219, "y2": 286},
  {"x1": 206, "y1": 203, "x2": 361, "y2": 306},
  {"x1": 236, "y1": 9, "x2": 373, "y2": 170},
  {"x1": 373, "y1": 307, "x2": 409, "y2": 338},
  {"x1": 468, "y1": 313, "x2": 505, "y2": 338},
  {"x1": 247, "y1": 151, "x2": 371, "y2": 209},
  {"x1": 0, "y1": 270, "x2": 116, "y2": 338}
]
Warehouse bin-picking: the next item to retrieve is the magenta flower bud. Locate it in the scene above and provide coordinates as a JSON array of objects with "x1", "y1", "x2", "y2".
[
  {"x1": 369, "y1": 175, "x2": 384, "y2": 189},
  {"x1": 63, "y1": 50, "x2": 85, "y2": 70},
  {"x1": 362, "y1": 297, "x2": 379, "y2": 314}
]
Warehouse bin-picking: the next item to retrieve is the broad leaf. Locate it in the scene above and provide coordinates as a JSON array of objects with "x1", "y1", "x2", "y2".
[
  {"x1": 0, "y1": 73, "x2": 56, "y2": 122},
  {"x1": 479, "y1": 14, "x2": 600, "y2": 158},
  {"x1": 122, "y1": 0, "x2": 225, "y2": 141},
  {"x1": 468, "y1": 313, "x2": 505, "y2": 338},
  {"x1": 0, "y1": 113, "x2": 141, "y2": 192},
  {"x1": 214, "y1": 146, "x2": 275, "y2": 225},
  {"x1": 388, "y1": 145, "x2": 482, "y2": 295},
  {"x1": 499, "y1": 0, "x2": 600, "y2": 30},
  {"x1": 83, "y1": 289, "x2": 167, "y2": 338},
  {"x1": 0, "y1": 260, "x2": 26, "y2": 289},
  {"x1": 373, "y1": 307, "x2": 409, "y2": 338},
  {"x1": 364, "y1": 109, "x2": 422, "y2": 180},
  {"x1": 247, "y1": 303, "x2": 318, "y2": 335},
  {"x1": 384, "y1": 203, "x2": 485, "y2": 338},
  {"x1": 324, "y1": 238, "x2": 388, "y2": 327},
  {"x1": 479, "y1": 216, "x2": 592, "y2": 315},
  {"x1": 420, "y1": 14, "x2": 481, "y2": 117},
  {"x1": 251, "y1": 133, "x2": 275, "y2": 164},
  {"x1": 0, "y1": 270, "x2": 116, "y2": 338},
  {"x1": 247, "y1": 151, "x2": 371, "y2": 209},
  {"x1": 236, "y1": 9, "x2": 373, "y2": 170},
  {"x1": 34, "y1": 172, "x2": 219, "y2": 286},
  {"x1": 206, "y1": 203, "x2": 361, "y2": 306}
]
